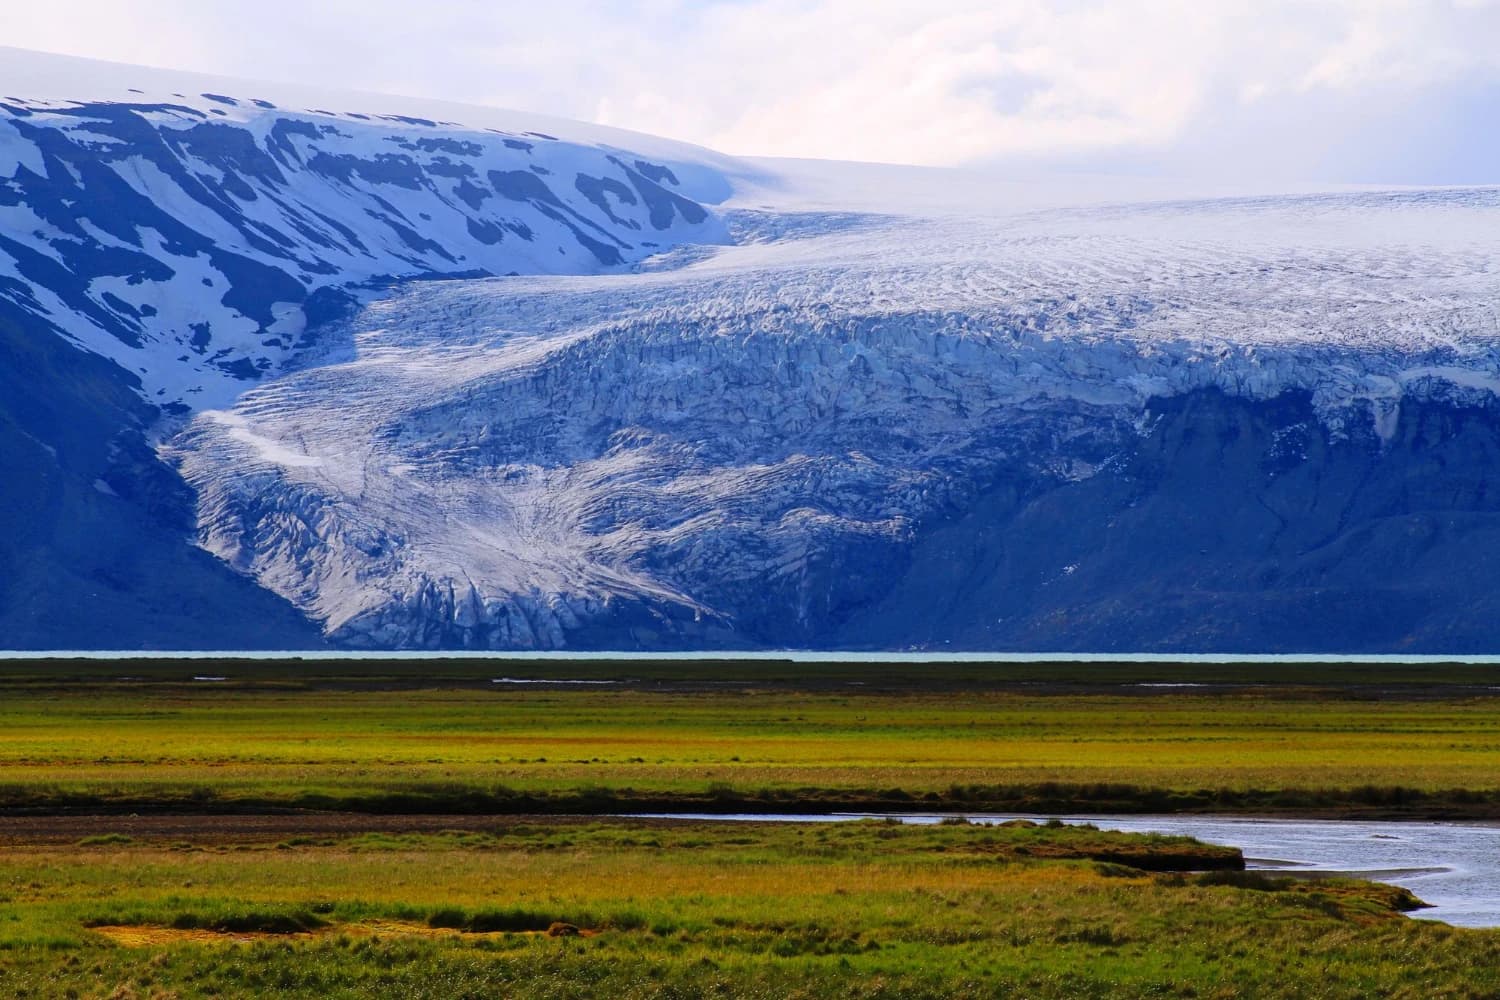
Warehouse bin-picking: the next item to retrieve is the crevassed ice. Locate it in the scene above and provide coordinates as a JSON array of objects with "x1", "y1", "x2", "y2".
[{"x1": 168, "y1": 187, "x2": 1500, "y2": 648}]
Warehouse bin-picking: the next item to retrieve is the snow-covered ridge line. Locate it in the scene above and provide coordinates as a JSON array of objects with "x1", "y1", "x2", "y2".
[
  {"x1": 0, "y1": 46, "x2": 745, "y2": 183},
  {"x1": 0, "y1": 47, "x2": 738, "y2": 410}
]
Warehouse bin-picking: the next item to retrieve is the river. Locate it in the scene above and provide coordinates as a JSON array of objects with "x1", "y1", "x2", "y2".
[{"x1": 632, "y1": 812, "x2": 1500, "y2": 928}]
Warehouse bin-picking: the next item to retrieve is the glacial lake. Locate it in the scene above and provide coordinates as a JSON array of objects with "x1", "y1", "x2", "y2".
[
  {"x1": 10, "y1": 650, "x2": 1500, "y2": 663},
  {"x1": 631, "y1": 812, "x2": 1500, "y2": 928}
]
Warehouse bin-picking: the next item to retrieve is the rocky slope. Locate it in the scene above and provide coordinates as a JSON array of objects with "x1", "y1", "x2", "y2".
[{"x1": 0, "y1": 46, "x2": 729, "y2": 411}]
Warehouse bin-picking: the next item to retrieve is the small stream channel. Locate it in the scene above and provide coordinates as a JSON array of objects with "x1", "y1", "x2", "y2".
[{"x1": 631, "y1": 813, "x2": 1500, "y2": 928}]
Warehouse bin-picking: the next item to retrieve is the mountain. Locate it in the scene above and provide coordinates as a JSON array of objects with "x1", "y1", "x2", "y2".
[{"x1": 4, "y1": 49, "x2": 1500, "y2": 652}]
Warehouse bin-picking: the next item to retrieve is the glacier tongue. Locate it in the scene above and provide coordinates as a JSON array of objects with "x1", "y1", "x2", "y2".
[{"x1": 168, "y1": 190, "x2": 1500, "y2": 649}]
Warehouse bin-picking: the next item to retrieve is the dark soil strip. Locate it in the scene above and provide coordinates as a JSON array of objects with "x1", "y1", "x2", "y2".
[
  {"x1": 4, "y1": 656, "x2": 1500, "y2": 695},
  {"x1": 0, "y1": 812, "x2": 718, "y2": 846}
]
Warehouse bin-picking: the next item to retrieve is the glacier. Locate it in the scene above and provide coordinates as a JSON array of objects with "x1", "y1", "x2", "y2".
[{"x1": 4, "y1": 49, "x2": 1500, "y2": 651}]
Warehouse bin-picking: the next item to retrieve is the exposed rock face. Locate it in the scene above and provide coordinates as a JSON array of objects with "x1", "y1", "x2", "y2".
[
  {"x1": 840, "y1": 389, "x2": 1500, "y2": 653},
  {"x1": 0, "y1": 300, "x2": 324, "y2": 649}
]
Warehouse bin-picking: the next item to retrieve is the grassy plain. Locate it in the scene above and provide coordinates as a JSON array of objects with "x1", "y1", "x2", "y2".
[
  {"x1": 3, "y1": 818, "x2": 1496, "y2": 999},
  {"x1": 1, "y1": 659, "x2": 1499, "y2": 996},
  {"x1": 0, "y1": 659, "x2": 1498, "y2": 816}
]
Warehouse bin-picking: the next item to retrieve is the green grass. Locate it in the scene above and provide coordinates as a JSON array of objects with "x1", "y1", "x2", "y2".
[
  {"x1": 0, "y1": 667, "x2": 1498, "y2": 816},
  {"x1": 1, "y1": 819, "x2": 1491, "y2": 999},
  {"x1": 2, "y1": 665, "x2": 1498, "y2": 996}
]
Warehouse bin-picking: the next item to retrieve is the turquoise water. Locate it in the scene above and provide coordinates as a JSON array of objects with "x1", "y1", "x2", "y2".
[{"x1": 6, "y1": 650, "x2": 1500, "y2": 663}]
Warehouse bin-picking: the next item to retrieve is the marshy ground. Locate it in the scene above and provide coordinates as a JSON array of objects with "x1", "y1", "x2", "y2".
[{"x1": 0, "y1": 658, "x2": 1498, "y2": 996}]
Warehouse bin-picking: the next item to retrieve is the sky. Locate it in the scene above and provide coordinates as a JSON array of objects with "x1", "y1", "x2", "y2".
[{"x1": 6, "y1": 0, "x2": 1499, "y2": 184}]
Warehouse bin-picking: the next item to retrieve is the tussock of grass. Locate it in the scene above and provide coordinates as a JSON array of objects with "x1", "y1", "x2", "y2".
[
  {"x1": 166, "y1": 911, "x2": 327, "y2": 935},
  {"x1": 77, "y1": 833, "x2": 134, "y2": 847},
  {"x1": 85, "y1": 906, "x2": 330, "y2": 937},
  {"x1": 425, "y1": 907, "x2": 562, "y2": 934}
]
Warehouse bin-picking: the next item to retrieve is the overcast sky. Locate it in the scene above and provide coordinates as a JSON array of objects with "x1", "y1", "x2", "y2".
[{"x1": 7, "y1": 1, "x2": 1499, "y2": 184}]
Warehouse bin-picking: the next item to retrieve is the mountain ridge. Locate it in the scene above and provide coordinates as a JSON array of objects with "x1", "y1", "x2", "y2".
[{"x1": 4, "y1": 49, "x2": 1500, "y2": 652}]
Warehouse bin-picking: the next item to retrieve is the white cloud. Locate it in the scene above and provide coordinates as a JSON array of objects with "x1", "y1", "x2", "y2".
[{"x1": 3, "y1": 0, "x2": 1498, "y2": 180}]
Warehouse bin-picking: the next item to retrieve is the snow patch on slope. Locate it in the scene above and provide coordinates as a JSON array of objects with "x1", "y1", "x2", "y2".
[{"x1": 0, "y1": 47, "x2": 737, "y2": 410}]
